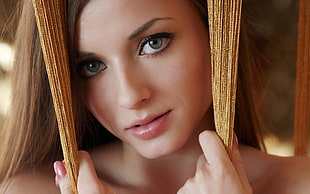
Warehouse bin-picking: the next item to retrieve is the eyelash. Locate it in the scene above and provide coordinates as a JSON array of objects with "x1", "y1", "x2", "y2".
[
  {"x1": 138, "y1": 32, "x2": 175, "y2": 57},
  {"x1": 77, "y1": 32, "x2": 175, "y2": 79},
  {"x1": 77, "y1": 58, "x2": 107, "y2": 79}
]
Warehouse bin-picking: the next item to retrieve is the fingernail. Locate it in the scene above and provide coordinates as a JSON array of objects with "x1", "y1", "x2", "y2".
[
  {"x1": 233, "y1": 133, "x2": 239, "y2": 148},
  {"x1": 53, "y1": 161, "x2": 67, "y2": 179}
]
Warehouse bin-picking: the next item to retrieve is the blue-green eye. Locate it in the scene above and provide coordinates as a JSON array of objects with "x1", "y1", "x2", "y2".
[
  {"x1": 147, "y1": 38, "x2": 163, "y2": 49},
  {"x1": 139, "y1": 33, "x2": 174, "y2": 56},
  {"x1": 77, "y1": 59, "x2": 107, "y2": 78}
]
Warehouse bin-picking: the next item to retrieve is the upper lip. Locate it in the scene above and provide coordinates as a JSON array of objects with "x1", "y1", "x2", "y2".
[{"x1": 126, "y1": 110, "x2": 171, "y2": 130}]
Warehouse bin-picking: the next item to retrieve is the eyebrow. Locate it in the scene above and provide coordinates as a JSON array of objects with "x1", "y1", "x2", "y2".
[
  {"x1": 77, "y1": 17, "x2": 174, "y2": 57},
  {"x1": 77, "y1": 51, "x2": 95, "y2": 58},
  {"x1": 128, "y1": 17, "x2": 174, "y2": 40}
]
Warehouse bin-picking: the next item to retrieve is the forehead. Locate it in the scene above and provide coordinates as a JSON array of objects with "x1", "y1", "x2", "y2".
[
  {"x1": 76, "y1": 0, "x2": 203, "y2": 52},
  {"x1": 76, "y1": 0, "x2": 199, "y2": 33},
  {"x1": 78, "y1": 0, "x2": 194, "y2": 18}
]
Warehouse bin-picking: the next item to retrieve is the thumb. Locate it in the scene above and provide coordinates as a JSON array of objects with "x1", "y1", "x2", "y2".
[
  {"x1": 54, "y1": 161, "x2": 73, "y2": 194},
  {"x1": 77, "y1": 151, "x2": 104, "y2": 193},
  {"x1": 77, "y1": 151, "x2": 117, "y2": 194}
]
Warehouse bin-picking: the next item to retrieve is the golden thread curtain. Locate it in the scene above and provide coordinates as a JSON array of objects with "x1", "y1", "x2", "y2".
[
  {"x1": 32, "y1": 0, "x2": 78, "y2": 193},
  {"x1": 207, "y1": 0, "x2": 242, "y2": 154}
]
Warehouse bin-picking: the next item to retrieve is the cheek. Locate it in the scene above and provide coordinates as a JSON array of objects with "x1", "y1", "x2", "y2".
[
  {"x1": 83, "y1": 81, "x2": 116, "y2": 127},
  {"x1": 181, "y1": 58, "x2": 212, "y2": 110},
  {"x1": 84, "y1": 78, "x2": 117, "y2": 108},
  {"x1": 164, "y1": 44, "x2": 211, "y2": 96},
  {"x1": 166, "y1": 43, "x2": 212, "y2": 113},
  {"x1": 84, "y1": 82, "x2": 103, "y2": 108}
]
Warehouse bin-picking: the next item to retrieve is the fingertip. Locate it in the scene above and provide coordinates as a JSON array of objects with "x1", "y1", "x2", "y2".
[
  {"x1": 198, "y1": 130, "x2": 219, "y2": 147},
  {"x1": 78, "y1": 150, "x2": 90, "y2": 156},
  {"x1": 78, "y1": 150, "x2": 92, "y2": 161},
  {"x1": 77, "y1": 150, "x2": 98, "y2": 183},
  {"x1": 53, "y1": 161, "x2": 67, "y2": 180},
  {"x1": 54, "y1": 161, "x2": 73, "y2": 193},
  {"x1": 198, "y1": 130, "x2": 211, "y2": 142},
  {"x1": 78, "y1": 150, "x2": 95, "y2": 173},
  {"x1": 198, "y1": 130, "x2": 207, "y2": 142},
  {"x1": 199, "y1": 129, "x2": 211, "y2": 137},
  {"x1": 233, "y1": 133, "x2": 239, "y2": 149}
]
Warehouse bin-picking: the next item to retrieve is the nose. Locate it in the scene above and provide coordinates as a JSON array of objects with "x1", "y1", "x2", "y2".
[{"x1": 116, "y1": 69, "x2": 151, "y2": 109}]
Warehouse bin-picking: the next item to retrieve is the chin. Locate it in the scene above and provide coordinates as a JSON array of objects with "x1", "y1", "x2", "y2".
[{"x1": 137, "y1": 138, "x2": 187, "y2": 160}]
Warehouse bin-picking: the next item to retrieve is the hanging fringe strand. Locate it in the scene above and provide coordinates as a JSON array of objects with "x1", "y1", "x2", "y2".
[
  {"x1": 207, "y1": 0, "x2": 243, "y2": 154},
  {"x1": 32, "y1": 0, "x2": 78, "y2": 193}
]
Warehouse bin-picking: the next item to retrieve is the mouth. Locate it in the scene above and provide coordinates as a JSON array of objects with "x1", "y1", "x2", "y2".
[
  {"x1": 135, "y1": 113, "x2": 167, "y2": 128},
  {"x1": 126, "y1": 110, "x2": 171, "y2": 140}
]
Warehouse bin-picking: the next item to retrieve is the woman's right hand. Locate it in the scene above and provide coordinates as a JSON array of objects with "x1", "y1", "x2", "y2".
[{"x1": 54, "y1": 151, "x2": 116, "y2": 194}]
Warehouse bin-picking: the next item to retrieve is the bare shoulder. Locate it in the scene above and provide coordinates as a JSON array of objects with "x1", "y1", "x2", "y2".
[
  {"x1": 270, "y1": 155, "x2": 310, "y2": 193},
  {"x1": 0, "y1": 167, "x2": 59, "y2": 194},
  {"x1": 241, "y1": 145, "x2": 310, "y2": 194}
]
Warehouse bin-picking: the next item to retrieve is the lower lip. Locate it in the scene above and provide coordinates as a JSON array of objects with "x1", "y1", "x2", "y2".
[{"x1": 127, "y1": 111, "x2": 170, "y2": 140}]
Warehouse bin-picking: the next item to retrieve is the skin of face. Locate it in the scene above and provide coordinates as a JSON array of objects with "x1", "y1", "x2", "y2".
[{"x1": 76, "y1": 0, "x2": 213, "y2": 159}]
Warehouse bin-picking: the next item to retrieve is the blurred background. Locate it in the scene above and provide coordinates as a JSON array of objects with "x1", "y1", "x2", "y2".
[{"x1": 0, "y1": 0, "x2": 309, "y2": 156}]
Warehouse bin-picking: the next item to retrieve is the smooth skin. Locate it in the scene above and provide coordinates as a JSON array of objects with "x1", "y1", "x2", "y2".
[
  {"x1": 76, "y1": 0, "x2": 212, "y2": 160},
  {"x1": 2, "y1": 0, "x2": 310, "y2": 193},
  {"x1": 55, "y1": 131, "x2": 252, "y2": 194}
]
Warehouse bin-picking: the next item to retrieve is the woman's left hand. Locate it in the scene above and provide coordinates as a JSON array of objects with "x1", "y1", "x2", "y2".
[{"x1": 177, "y1": 130, "x2": 252, "y2": 194}]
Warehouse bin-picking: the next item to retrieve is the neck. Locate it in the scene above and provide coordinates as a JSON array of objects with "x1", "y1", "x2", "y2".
[
  {"x1": 120, "y1": 134, "x2": 201, "y2": 192},
  {"x1": 120, "y1": 109, "x2": 215, "y2": 191}
]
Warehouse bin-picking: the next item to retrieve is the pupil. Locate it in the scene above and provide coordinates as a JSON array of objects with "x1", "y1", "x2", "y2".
[
  {"x1": 149, "y1": 38, "x2": 162, "y2": 49},
  {"x1": 87, "y1": 63, "x2": 100, "y2": 72}
]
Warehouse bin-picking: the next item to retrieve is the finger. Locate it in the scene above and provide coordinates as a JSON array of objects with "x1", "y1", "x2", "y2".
[
  {"x1": 197, "y1": 154, "x2": 208, "y2": 169},
  {"x1": 54, "y1": 161, "x2": 72, "y2": 194},
  {"x1": 77, "y1": 151, "x2": 104, "y2": 193},
  {"x1": 55, "y1": 174, "x2": 59, "y2": 187},
  {"x1": 196, "y1": 154, "x2": 210, "y2": 172},
  {"x1": 195, "y1": 154, "x2": 210, "y2": 178},
  {"x1": 198, "y1": 130, "x2": 231, "y2": 166},
  {"x1": 230, "y1": 134, "x2": 250, "y2": 185}
]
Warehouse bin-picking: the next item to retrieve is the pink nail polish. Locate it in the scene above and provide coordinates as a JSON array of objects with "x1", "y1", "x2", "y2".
[
  {"x1": 53, "y1": 161, "x2": 67, "y2": 179},
  {"x1": 233, "y1": 133, "x2": 239, "y2": 148}
]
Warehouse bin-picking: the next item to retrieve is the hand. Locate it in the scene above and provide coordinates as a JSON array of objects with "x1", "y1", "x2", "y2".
[
  {"x1": 54, "y1": 151, "x2": 116, "y2": 194},
  {"x1": 177, "y1": 130, "x2": 252, "y2": 194}
]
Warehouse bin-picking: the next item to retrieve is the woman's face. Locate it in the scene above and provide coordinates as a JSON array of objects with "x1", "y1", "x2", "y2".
[{"x1": 76, "y1": 0, "x2": 212, "y2": 158}]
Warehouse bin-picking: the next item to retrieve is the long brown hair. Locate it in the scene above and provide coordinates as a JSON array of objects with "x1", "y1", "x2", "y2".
[
  {"x1": 0, "y1": 0, "x2": 86, "y2": 184},
  {"x1": 0, "y1": 0, "x2": 265, "y2": 186}
]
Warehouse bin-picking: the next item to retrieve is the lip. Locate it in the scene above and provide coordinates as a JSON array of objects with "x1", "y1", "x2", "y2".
[{"x1": 126, "y1": 110, "x2": 171, "y2": 140}]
